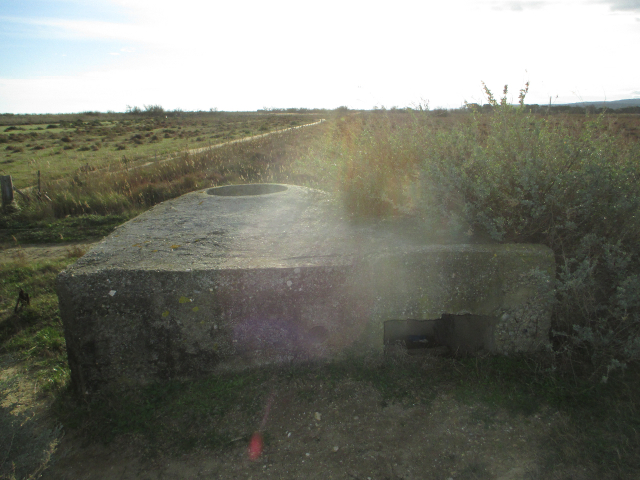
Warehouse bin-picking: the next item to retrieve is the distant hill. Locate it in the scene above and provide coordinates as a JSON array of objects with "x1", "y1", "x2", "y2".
[{"x1": 558, "y1": 98, "x2": 640, "y2": 110}]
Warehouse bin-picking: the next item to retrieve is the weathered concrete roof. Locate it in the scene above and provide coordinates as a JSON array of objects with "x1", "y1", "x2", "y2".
[{"x1": 71, "y1": 184, "x2": 489, "y2": 273}]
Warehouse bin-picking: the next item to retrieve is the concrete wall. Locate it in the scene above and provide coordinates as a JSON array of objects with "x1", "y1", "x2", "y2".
[
  {"x1": 356, "y1": 244, "x2": 555, "y2": 355},
  {"x1": 57, "y1": 243, "x2": 554, "y2": 395}
]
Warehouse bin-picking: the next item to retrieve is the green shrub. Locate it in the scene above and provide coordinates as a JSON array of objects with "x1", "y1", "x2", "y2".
[{"x1": 421, "y1": 83, "x2": 640, "y2": 380}]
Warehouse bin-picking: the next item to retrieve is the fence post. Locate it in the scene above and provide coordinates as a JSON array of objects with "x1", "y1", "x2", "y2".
[{"x1": 1, "y1": 175, "x2": 14, "y2": 207}]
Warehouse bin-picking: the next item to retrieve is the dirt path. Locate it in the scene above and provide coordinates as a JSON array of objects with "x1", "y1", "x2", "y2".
[
  {"x1": 183, "y1": 119, "x2": 325, "y2": 157},
  {"x1": 117, "y1": 119, "x2": 325, "y2": 174}
]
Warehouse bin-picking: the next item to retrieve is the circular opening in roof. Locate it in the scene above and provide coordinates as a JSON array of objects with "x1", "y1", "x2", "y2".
[{"x1": 206, "y1": 184, "x2": 288, "y2": 196}]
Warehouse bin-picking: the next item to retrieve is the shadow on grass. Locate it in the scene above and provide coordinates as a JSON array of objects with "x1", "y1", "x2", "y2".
[
  {"x1": 452, "y1": 354, "x2": 640, "y2": 479},
  {"x1": 0, "y1": 372, "x2": 62, "y2": 480}
]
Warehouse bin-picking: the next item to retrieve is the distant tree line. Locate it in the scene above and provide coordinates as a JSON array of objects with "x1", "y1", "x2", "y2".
[
  {"x1": 257, "y1": 107, "x2": 344, "y2": 114},
  {"x1": 2, "y1": 102, "x2": 638, "y2": 127},
  {"x1": 126, "y1": 104, "x2": 166, "y2": 116}
]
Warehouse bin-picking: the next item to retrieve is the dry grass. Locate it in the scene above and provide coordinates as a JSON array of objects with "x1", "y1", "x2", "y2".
[
  {"x1": 11, "y1": 120, "x2": 329, "y2": 221},
  {"x1": 64, "y1": 245, "x2": 86, "y2": 259}
]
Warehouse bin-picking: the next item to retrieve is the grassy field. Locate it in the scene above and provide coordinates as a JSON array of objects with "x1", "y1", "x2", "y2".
[
  {"x1": 0, "y1": 112, "x2": 323, "y2": 189},
  {"x1": 1, "y1": 99, "x2": 640, "y2": 478},
  {"x1": 0, "y1": 121, "x2": 330, "y2": 241}
]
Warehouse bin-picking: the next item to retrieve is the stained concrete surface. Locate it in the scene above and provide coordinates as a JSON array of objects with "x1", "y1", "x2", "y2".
[{"x1": 57, "y1": 184, "x2": 555, "y2": 394}]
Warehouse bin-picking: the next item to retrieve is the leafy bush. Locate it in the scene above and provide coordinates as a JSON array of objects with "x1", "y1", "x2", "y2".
[
  {"x1": 126, "y1": 105, "x2": 142, "y2": 115},
  {"x1": 144, "y1": 104, "x2": 165, "y2": 116},
  {"x1": 421, "y1": 83, "x2": 640, "y2": 380}
]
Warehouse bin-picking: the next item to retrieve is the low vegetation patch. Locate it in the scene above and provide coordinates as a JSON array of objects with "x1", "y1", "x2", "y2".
[{"x1": 0, "y1": 259, "x2": 73, "y2": 391}]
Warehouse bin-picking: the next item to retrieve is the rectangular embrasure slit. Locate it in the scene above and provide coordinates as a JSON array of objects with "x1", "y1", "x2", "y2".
[{"x1": 383, "y1": 319, "x2": 445, "y2": 355}]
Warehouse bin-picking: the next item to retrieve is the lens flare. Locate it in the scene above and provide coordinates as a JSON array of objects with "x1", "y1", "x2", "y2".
[
  {"x1": 248, "y1": 431, "x2": 263, "y2": 460},
  {"x1": 247, "y1": 390, "x2": 275, "y2": 461}
]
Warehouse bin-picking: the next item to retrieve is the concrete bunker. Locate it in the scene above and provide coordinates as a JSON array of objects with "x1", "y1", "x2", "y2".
[{"x1": 57, "y1": 184, "x2": 555, "y2": 394}]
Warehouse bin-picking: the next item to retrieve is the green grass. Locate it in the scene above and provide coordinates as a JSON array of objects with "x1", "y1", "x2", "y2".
[
  {"x1": 0, "y1": 258, "x2": 75, "y2": 479},
  {"x1": 0, "y1": 258, "x2": 74, "y2": 394}
]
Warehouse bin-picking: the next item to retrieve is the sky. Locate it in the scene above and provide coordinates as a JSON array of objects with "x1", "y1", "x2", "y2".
[{"x1": 0, "y1": 0, "x2": 639, "y2": 113}]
